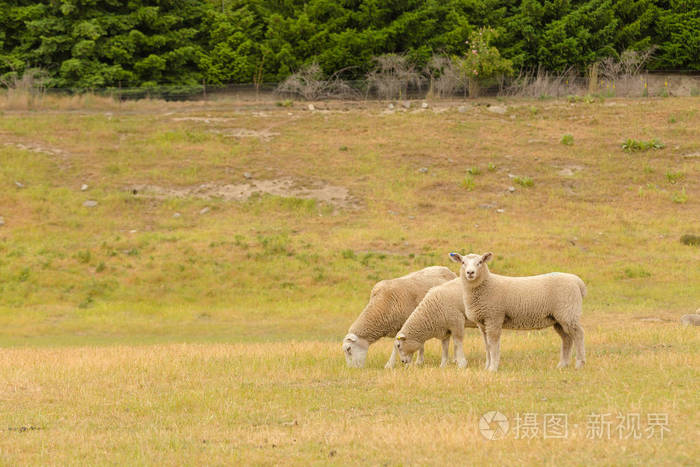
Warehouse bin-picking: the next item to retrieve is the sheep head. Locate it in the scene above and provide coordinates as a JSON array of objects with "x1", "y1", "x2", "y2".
[
  {"x1": 342, "y1": 333, "x2": 369, "y2": 367},
  {"x1": 449, "y1": 251, "x2": 492, "y2": 283}
]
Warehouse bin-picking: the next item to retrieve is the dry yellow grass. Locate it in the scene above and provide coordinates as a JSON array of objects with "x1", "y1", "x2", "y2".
[{"x1": 0, "y1": 94, "x2": 698, "y2": 464}]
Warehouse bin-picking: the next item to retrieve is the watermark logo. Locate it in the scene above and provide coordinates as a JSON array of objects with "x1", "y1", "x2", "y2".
[
  {"x1": 478, "y1": 411, "x2": 509, "y2": 440},
  {"x1": 479, "y1": 411, "x2": 669, "y2": 440}
]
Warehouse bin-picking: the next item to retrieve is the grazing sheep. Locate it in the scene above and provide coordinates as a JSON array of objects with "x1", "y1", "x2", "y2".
[
  {"x1": 680, "y1": 313, "x2": 700, "y2": 326},
  {"x1": 449, "y1": 252, "x2": 586, "y2": 372},
  {"x1": 394, "y1": 278, "x2": 477, "y2": 368},
  {"x1": 343, "y1": 266, "x2": 456, "y2": 368}
]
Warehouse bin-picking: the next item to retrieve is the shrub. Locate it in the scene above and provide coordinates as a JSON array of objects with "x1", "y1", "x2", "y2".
[{"x1": 456, "y1": 28, "x2": 512, "y2": 98}]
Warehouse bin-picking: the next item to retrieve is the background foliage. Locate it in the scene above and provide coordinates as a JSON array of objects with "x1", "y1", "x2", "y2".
[{"x1": 0, "y1": 0, "x2": 698, "y2": 88}]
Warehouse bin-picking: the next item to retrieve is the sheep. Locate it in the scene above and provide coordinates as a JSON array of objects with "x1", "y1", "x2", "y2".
[
  {"x1": 342, "y1": 266, "x2": 456, "y2": 368},
  {"x1": 680, "y1": 313, "x2": 700, "y2": 326},
  {"x1": 449, "y1": 252, "x2": 586, "y2": 372},
  {"x1": 394, "y1": 278, "x2": 477, "y2": 368}
]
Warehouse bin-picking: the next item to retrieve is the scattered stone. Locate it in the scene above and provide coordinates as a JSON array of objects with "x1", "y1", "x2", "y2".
[
  {"x1": 507, "y1": 173, "x2": 516, "y2": 178},
  {"x1": 408, "y1": 215, "x2": 415, "y2": 220},
  {"x1": 507, "y1": 186, "x2": 515, "y2": 193},
  {"x1": 457, "y1": 105, "x2": 471, "y2": 113},
  {"x1": 557, "y1": 165, "x2": 584, "y2": 177},
  {"x1": 243, "y1": 172, "x2": 252, "y2": 179},
  {"x1": 479, "y1": 203, "x2": 497, "y2": 210},
  {"x1": 487, "y1": 105, "x2": 507, "y2": 114},
  {"x1": 80, "y1": 184, "x2": 89, "y2": 191},
  {"x1": 638, "y1": 318, "x2": 664, "y2": 323},
  {"x1": 199, "y1": 207, "x2": 211, "y2": 215},
  {"x1": 401, "y1": 101, "x2": 411, "y2": 109},
  {"x1": 387, "y1": 103, "x2": 395, "y2": 110},
  {"x1": 418, "y1": 167, "x2": 429, "y2": 174},
  {"x1": 421, "y1": 102, "x2": 429, "y2": 109},
  {"x1": 129, "y1": 229, "x2": 137, "y2": 234},
  {"x1": 308, "y1": 104, "x2": 315, "y2": 111},
  {"x1": 447, "y1": 158, "x2": 455, "y2": 163},
  {"x1": 496, "y1": 208, "x2": 505, "y2": 213},
  {"x1": 0, "y1": 217, "x2": 4, "y2": 226},
  {"x1": 82, "y1": 200, "x2": 98, "y2": 207},
  {"x1": 173, "y1": 212, "x2": 181, "y2": 218},
  {"x1": 682, "y1": 152, "x2": 700, "y2": 158},
  {"x1": 680, "y1": 314, "x2": 700, "y2": 326},
  {"x1": 388, "y1": 210, "x2": 398, "y2": 216},
  {"x1": 528, "y1": 139, "x2": 547, "y2": 144},
  {"x1": 14, "y1": 181, "x2": 24, "y2": 188}
]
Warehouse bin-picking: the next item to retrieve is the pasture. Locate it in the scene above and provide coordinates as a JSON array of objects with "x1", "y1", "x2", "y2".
[{"x1": 0, "y1": 95, "x2": 698, "y2": 465}]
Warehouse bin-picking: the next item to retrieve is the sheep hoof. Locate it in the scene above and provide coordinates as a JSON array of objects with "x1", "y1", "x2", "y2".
[
  {"x1": 457, "y1": 360, "x2": 468, "y2": 369},
  {"x1": 384, "y1": 362, "x2": 394, "y2": 369},
  {"x1": 575, "y1": 360, "x2": 585, "y2": 369},
  {"x1": 556, "y1": 362, "x2": 569, "y2": 369}
]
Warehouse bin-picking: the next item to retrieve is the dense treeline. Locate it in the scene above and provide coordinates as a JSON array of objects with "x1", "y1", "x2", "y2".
[{"x1": 0, "y1": 0, "x2": 698, "y2": 88}]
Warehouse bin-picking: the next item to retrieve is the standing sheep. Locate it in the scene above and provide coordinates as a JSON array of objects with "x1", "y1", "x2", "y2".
[
  {"x1": 449, "y1": 252, "x2": 586, "y2": 372},
  {"x1": 394, "y1": 278, "x2": 477, "y2": 368},
  {"x1": 343, "y1": 266, "x2": 456, "y2": 368}
]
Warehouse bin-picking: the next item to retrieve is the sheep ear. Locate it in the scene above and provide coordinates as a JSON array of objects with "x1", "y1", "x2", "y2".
[
  {"x1": 481, "y1": 252, "x2": 493, "y2": 263},
  {"x1": 396, "y1": 333, "x2": 406, "y2": 341},
  {"x1": 449, "y1": 252, "x2": 463, "y2": 263},
  {"x1": 345, "y1": 334, "x2": 358, "y2": 342}
]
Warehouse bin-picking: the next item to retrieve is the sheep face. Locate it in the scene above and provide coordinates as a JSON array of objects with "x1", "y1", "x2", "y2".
[
  {"x1": 449, "y1": 252, "x2": 492, "y2": 282},
  {"x1": 342, "y1": 333, "x2": 369, "y2": 367},
  {"x1": 395, "y1": 333, "x2": 421, "y2": 364}
]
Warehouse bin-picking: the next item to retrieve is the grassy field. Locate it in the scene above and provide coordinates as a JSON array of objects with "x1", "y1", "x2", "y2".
[{"x1": 0, "y1": 94, "x2": 698, "y2": 465}]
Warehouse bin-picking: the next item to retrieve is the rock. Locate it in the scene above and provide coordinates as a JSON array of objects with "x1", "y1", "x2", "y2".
[
  {"x1": 680, "y1": 314, "x2": 700, "y2": 326},
  {"x1": 507, "y1": 173, "x2": 516, "y2": 178},
  {"x1": 457, "y1": 105, "x2": 471, "y2": 113},
  {"x1": 479, "y1": 203, "x2": 497, "y2": 210},
  {"x1": 488, "y1": 105, "x2": 507, "y2": 114},
  {"x1": 82, "y1": 200, "x2": 98, "y2": 207},
  {"x1": 173, "y1": 212, "x2": 181, "y2": 218},
  {"x1": 308, "y1": 104, "x2": 315, "y2": 111},
  {"x1": 401, "y1": 101, "x2": 411, "y2": 109},
  {"x1": 129, "y1": 229, "x2": 137, "y2": 234},
  {"x1": 80, "y1": 184, "x2": 89, "y2": 191},
  {"x1": 507, "y1": 186, "x2": 515, "y2": 193},
  {"x1": 387, "y1": 103, "x2": 395, "y2": 110},
  {"x1": 243, "y1": 172, "x2": 252, "y2": 179},
  {"x1": 199, "y1": 207, "x2": 210, "y2": 215},
  {"x1": 15, "y1": 181, "x2": 24, "y2": 188},
  {"x1": 418, "y1": 167, "x2": 428, "y2": 174},
  {"x1": 421, "y1": 102, "x2": 429, "y2": 109},
  {"x1": 496, "y1": 208, "x2": 505, "y2": 213},
  {"x1": 558, "y1": 168, "x2": 575, "y2": 176}
]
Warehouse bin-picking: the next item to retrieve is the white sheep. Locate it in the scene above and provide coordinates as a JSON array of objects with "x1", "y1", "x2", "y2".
[
  {"x1": 394, "y1": 278, "x2": 477, "y2": 368},
  {"x1": 449, "y1": 252, "x2": 586, "y2": 371},
  {"x1": 343, "y1": 266, "x2": 456, "y2": 368}
]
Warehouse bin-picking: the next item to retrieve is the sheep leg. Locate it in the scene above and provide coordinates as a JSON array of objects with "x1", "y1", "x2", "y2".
[
  {"x1": 440, "y1": 337, "x2": 451, "y2": 368},
  {"x1": 452, "y1": 334, "x2": 468, "y2": 368},
  {"x1": 481, "y1": 328, "x2": 491, "y2": 370},
  {"x1": 571, "y1": 324, "x2": 586, "y2": 369},
  {"x1": 485, "y1": 325, "x2": 502, "y2": 372},
  {"x1": 553, "y1": 323, "x2": 573, "y2": 368},
  {"x1": 384, "y1": 346, "x2": 398, "y2": 369},
  {"x1": 415, "y1": 346, "x2": 425, "y2": 366}
]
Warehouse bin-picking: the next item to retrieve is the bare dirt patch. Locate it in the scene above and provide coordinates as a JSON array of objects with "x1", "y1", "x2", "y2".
[{"x1": 129, "y1": 177, "x2": 358, "y2": 209}]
